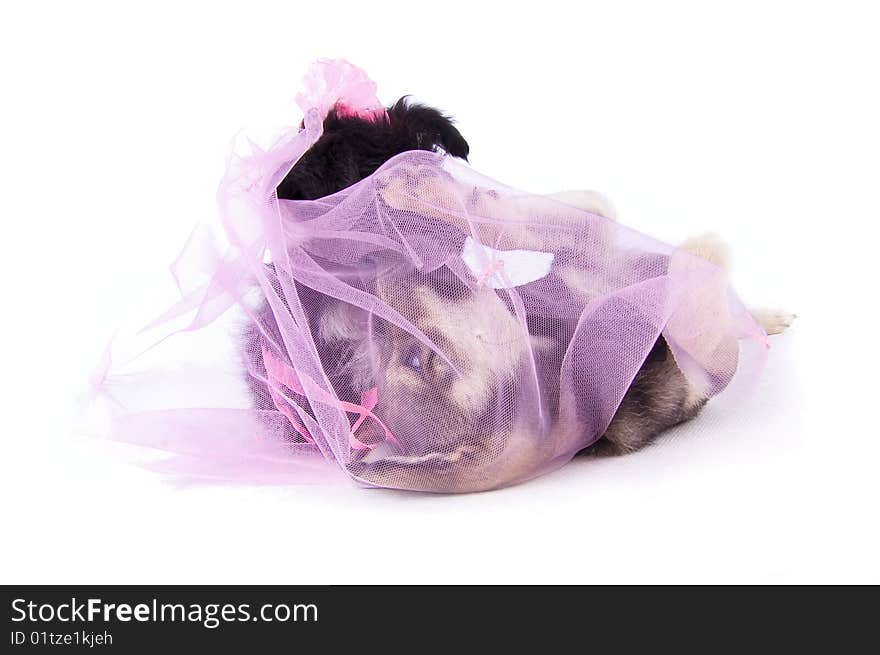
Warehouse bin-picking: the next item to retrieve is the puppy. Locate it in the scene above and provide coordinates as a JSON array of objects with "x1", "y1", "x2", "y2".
[{"x1": 247, "y1": 101, "x2": 793, "y2": 491}]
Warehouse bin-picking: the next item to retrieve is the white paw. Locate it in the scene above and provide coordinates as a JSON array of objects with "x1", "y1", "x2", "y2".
[
  {"x1": 752, "y1": 308, "x2": 796, "y2": 335},
  {"x1": 680, "y1": 232, "x2": 732, "y2": 270}
]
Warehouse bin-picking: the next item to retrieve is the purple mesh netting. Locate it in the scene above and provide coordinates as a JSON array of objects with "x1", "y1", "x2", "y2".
[{"x1": 97, "y1": 62, "x2": 767, "y2": 492}]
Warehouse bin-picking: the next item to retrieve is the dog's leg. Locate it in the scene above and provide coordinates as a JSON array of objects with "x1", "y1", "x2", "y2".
[
  {"x1": 678, "y1": 233, "x2": 795, "y2": 335},
  {"x1": 750, "y1": 308, "x2": 796, "y2": 335},
  {"x1": 545, "y1": 190, "x2": 617, "y2": 220},
  {"x1": 679, "y1": 232, "x2": 732, "y2": 270},
  {"x1": 587, "y1": 234, "x2": 732, "y2": 457}
]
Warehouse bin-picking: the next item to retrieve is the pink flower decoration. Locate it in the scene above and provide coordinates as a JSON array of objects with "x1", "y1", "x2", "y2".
[{"x1": 296, "y1": 59, "x2": 387, "y2": 122}]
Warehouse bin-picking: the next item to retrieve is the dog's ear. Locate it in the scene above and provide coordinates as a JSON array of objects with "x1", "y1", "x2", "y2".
[
  {"x1": 275, "y1": 133, "x2": 361, "y2": 200},
  {"x1": 388, "y1": 97, "x2": 470, "y2": 160}
]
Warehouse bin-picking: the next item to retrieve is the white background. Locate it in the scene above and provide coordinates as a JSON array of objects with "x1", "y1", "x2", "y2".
[{"x1": 2, "y1": 1, "x2": 878, "y2": 583}]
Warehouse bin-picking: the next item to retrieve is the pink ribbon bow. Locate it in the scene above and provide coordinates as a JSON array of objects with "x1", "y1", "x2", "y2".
[{"x1": 261, "y1": 341, "x2": 399, "y2": 451}]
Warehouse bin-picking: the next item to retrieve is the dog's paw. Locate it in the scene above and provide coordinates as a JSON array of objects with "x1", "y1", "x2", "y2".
[
  {"x1": 680, "y1": 232, "x2": 732, "y2": 270},
  {"x1": 751, "y1": 308, "x2": 796, "y2": 335}
]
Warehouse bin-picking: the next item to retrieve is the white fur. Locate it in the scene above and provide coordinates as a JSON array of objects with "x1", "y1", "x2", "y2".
[
  {"x1": 416, "y1": 286, "x2": 529, "y2": 416},
  {"x1": 676, "y1": 233, "x2": 795, "y2": 336},
  {"x1": 751, "y1": 308, "x2": 796, "y2": 335},
  {"x1": 679, "y1": 232, "x2": 731, "y2": 270},
  {"x1": 546, "y1": 189, "x2": 617, "y2": 220},
  {"x1": 319, "y1": 302, "x2": 363, "y2": 343}
]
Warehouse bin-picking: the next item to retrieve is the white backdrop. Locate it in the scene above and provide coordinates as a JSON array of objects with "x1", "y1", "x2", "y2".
[{"x1": 2, "y1": 1, "x2": 877, "y2": 583}]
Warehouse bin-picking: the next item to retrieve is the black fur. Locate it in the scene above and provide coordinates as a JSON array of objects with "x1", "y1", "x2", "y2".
[
  {"x1": 276, "y1": 97, "x2": 469, "y2": 201},
  {"x1": 580, "y1": 337, "x2": 705, "y2": 456}
]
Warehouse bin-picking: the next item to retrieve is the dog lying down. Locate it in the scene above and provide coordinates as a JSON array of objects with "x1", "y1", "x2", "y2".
[{"x1": 231, "y1": 64, "x2": 793, "y2": 493}]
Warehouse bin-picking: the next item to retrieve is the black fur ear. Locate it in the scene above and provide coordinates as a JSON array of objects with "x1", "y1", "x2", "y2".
[
  {"x1": 388, "y1": 97, "x2": 470, "y2": 160},
  {"x1": 275, "y1": 133, "x2": 361, "y2": 200}
]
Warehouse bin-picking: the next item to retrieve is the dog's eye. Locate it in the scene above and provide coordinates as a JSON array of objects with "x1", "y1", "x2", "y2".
[
  {"x1": 401, "y1": 345, "x2": 424, "y2": 373},
  {"x1": 402, "y1": 345, "x2": 438, "y2": 376}
]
